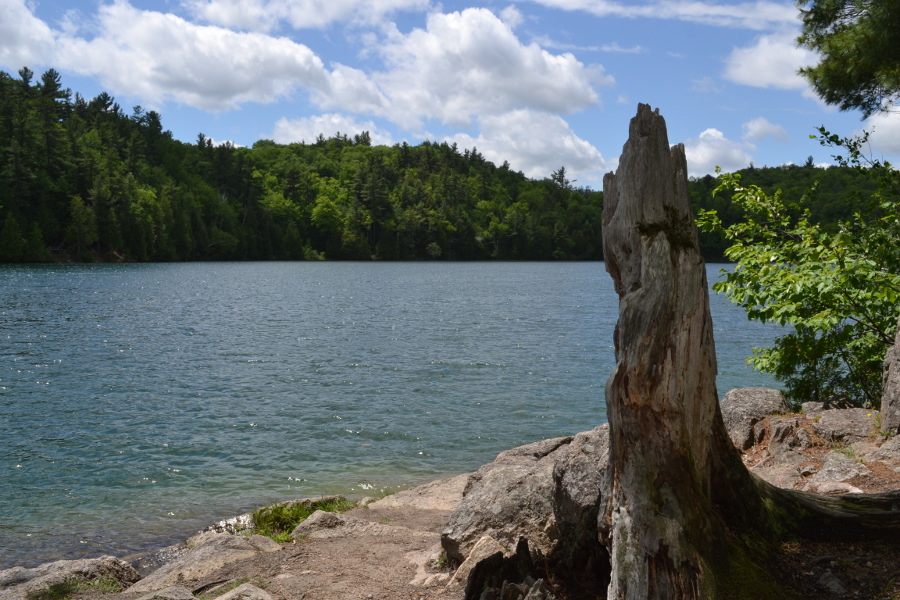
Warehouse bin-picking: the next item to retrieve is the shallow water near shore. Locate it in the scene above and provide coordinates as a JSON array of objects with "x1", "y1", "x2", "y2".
[{"x1": 0, "y1": 262, "x2": 776, "y2": 569}]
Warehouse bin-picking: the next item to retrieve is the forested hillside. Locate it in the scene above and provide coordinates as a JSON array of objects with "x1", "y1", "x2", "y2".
[{"x1": 0, "y1": 68, "x2": 878, "y2": 263}]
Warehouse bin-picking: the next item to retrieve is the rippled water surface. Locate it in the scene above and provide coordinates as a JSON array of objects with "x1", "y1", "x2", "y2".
[{"x1": 0, "y1": 262, "x2": 776, "y2": 568}]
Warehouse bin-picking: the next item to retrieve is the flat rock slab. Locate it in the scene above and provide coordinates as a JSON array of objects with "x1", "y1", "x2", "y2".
[
  {"x1": 216, "y1": 582, "x2": 274, "y2": 600},
  {"x1": 134, "y1": 586, "x2": 196, "y2": 600},
  {"x1": 368, "y1": 474, "x2": 469, "y2": 512},
  {"x1": 0, "y1": 556, "x2": 139, "y2": 600},
  {"x1": 292, "y1": 510, "x2": 433, "y2": 541},
  {"x1": 812, "y1": 408, "x2": 879, "y2": 443},
  {"x1": 127, "y1": 533, "x2": 280, "y2": 594}
]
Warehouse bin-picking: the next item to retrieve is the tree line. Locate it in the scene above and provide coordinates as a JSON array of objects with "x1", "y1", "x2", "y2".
[
  {"x1": 0, "y1": 67, "x2": 604, "y2": 262},
  {"x1": 0, "y1": 66, "x2": 880, "y2": 264}
]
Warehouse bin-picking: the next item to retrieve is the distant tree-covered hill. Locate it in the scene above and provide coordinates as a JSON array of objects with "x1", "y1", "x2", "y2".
[{"x1": 0, "y1": 68, "x2": 880, "y2": 263}]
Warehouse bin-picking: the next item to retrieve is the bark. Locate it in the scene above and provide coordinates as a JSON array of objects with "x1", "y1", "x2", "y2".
[{"x1": 598, "y1": 104, "x2": 900, "y2": 600}]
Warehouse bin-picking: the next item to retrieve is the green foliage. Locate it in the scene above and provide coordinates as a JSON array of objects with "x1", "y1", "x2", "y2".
[
  {"x1": 697, "y1": 130, "x2": 900, "y2": 408},
  {"x1": 251, "y1": 497, "x2": 355, "y2": 541},
  {"x1": 798, "y1": 0, "x2": 900, "y2": 117},
  {"x1": 0, "y1": 67, "x2": 606, "y2": 262}
]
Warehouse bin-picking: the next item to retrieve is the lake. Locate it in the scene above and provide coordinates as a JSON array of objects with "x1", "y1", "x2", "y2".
[{"x1": 0, "y1": 262, "x2": 778, "y2": 569}]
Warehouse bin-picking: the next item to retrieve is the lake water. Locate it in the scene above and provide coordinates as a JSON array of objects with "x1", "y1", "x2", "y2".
[{"x1": 0, "y1": 262, "x2": 778, "y2": 569}]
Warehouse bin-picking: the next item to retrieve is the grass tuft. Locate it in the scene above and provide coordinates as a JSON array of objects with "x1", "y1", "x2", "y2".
[
  {"x1": 251, "y1": 496, "x2": 355, "y2": 541},
  {"x1": 26, "y1": 576, "x2": 123, "y2": 600}
]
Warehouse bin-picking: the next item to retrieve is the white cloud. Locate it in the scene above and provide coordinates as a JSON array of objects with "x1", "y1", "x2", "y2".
[
  {"x1": 691, "y1": 76, "x2": 722, "y2": 94},
  {"x1": 859, "y1": 112, "x2": 900, "y2": 159},
  {"x1": 599, "y1": 42, "x2": 644, "y2": 54},
  {"x1": 500, "y1": 5, "x2": 524, "y2": 28},
  {"x1": 723, "y1": 30, "x2": 817, "y2": 93},
  {"x1": 525, "y1": 0, "x2": 798, "y2": 30},
  {"x1": 742, "y1": 117, "x2": 788, "y2": 144},
  {"x1": 54, "y1": 2, "x2": 332, "y2": 111},
  {"x1": 446, "y1": 110, "x2": 608, "y2": 182},
  {"x1": 683, "y1": 128, "x2": 752, "y2": 176},
  {"x1": 182, "y1": 0, "x2": 429, "y2": 32},
  {"x1": 373, "y1": 8, "x2": 607, "y2": 128},
  {"x1": 0, "y1": 0, "x2": 56, "y2": 70},
  {"x1": 271, "y1": 114, "x2": 395, "y2": 145}
]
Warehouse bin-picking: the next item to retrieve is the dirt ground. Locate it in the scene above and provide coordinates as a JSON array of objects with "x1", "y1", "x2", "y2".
[{"x1": 104, "y1": 475, "x2": 471, "y2": 600}]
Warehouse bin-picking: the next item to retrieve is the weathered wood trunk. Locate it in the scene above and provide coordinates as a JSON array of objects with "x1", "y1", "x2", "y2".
[
  {"x1": 598, "y1": 104, "x2": 900, "y2": 599},
  {"x1": 599, "y1": 103, "x2": 767, "y2": 599}
]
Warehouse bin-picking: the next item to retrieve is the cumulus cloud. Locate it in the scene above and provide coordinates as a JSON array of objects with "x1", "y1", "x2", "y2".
[
  {"x1": 182, "y1": 0, "x2": 429, "y2": 31},
  {"x1": 446, "y1": 109, "x2": 608, "y2": 182},
  {"x1": 500, "y1": 5, "x2": 525, "y2": 28},
  {"x1": 859, "y1": 113, "x2": 900, "y2": 158},
  {"x1": 742, "y1": 117, "x2": 788, "y2": 144},
  {"x1": 723, "y1": 30, "x2": 817, "y2": 93},
  {"x1": 373, "y1": 8, "x2": 607, "y2": 128},
  {"x1": 525, "y1": 0, "x2": 798, "y2": 30},
  {"x1": 0, "y1": 0, "x2": 56, "y2": 70},
  {"x1": 54, "y1": 2, "x2": 333, "y2": 111},
  {"x1": 271, "y1": 113, "x2": 395, "y2": 145},
  {"x1": 683, "y1": 128, "x2": 752, "y2": 176}
]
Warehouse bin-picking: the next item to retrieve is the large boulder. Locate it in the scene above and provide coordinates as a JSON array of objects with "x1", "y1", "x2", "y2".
[
  {"x1": 126, "y1": 532, "x2": 280, "y2": 594},
  {"x1": 441, "y1": 425, "x2": 609, "y2": 575},
  {"x1": 0, "y1": 556, "x2": 139, "y2": 600},
  {"x1": 720, "y1": 387, "x2": 791, "y2": 450},
  {"x1": 441, "y1": 435, "x2": 571, "y2": 566},
  {"x1": 883, "y1": 315, "x2": 900, "y2": 434}
]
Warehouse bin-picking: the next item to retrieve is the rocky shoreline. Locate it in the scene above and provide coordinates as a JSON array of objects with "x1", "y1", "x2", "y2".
[{"x1": 1, "y1": 389, "x2": 898, "y2": 600}]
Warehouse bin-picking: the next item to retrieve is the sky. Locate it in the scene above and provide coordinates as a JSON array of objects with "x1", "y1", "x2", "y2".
[{"x1": 2, "y1": 0, "x2": 899, "y2": 188}]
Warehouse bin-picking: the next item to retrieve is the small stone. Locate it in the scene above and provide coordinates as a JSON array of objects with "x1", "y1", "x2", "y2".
[{"x1": 817, "y1": 569, "x2": 847, "y2": 596}]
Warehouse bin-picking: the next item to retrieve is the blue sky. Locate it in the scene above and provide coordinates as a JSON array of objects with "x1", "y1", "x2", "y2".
[{"x1": 3, "y1": 0, "x2": 898, "y2": 187}]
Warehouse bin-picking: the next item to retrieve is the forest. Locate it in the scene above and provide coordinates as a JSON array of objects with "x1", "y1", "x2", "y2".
[{"x1": 0, "y1": 67, "x2": 879, "y2": 263}]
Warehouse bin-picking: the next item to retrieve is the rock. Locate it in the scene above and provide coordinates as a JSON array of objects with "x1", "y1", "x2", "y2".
[
  {"x1": 135, "y1": 586, "x2": 197, "y2": 600},
  {"x1": 0, "y1": 555, "x2": 139, "y2": 600},
  {"x1": 766, "y1": 416, "x2": 802, "y2": 458},
  {"x1": 127, "y1": 532, "x2": 280, "y2": 593},
  {"x1": 204, "y1": 513, "x2": 254, "y2": 535},
  {"x1": 293, "y1": 509, "x2": 345, "y2": 533},
  {"x1": 440, "y1": 436, "x2": 571, "y2": 565},
  {"x1": 802, "y1": 401, "x2": 826, "y2": 415},
  {"x1": 812, "y1": 408, "x2": 878, "y2": 443},
  {"x1": 752, "y1": 451, "x2": 804, "y2": 490},
  {"x1": 291, "y1": 510, "x2": 432, "y2": 541},
  {"x1": 462, "y1": 538, "x2": 555, "y2": 600},
  {"x1": 883, "y1": 315, "x2": 900, "y2": 433},
  {"x1": 441, "y1": 426, "x2": 609, "y2": 571},
  {"x1": 850, "y1": 440, "x2": 880, "y2": 458},
  {"x1": 818, "y1": 569, "x2": 848, "y2": 596},
  {"x1": 368, "y1": 473, "x2": 468, "y2": 512},
  {"x1": 449, "y1": 535, "x2": 508, "y2": 587},
  {"x1": 803, "y1": 450, "x2": 871, "y2": 493},
  {"x1": 720, "y1": 388, "x2": 791, "y2": 450},
  {"x1": 216, "y1": 582, "x2": 275, "y2": 600},
  {"x1": 811, "y1": 481, "x2": 864, "y2": 495},
  {"x1": 871, "y1": 434, "x2": 900, "y2": 460},
  {"x1": 549, "y1": 425, "x2": 610, "y2": 590}
]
